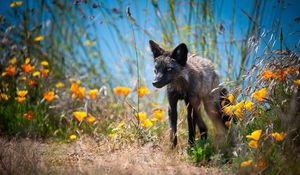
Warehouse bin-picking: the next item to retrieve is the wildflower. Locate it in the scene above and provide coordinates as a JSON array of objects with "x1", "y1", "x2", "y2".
[
  {"x1": 113, "y1": 86, "x2": 131, "y2": 97},
  {"x1": 137, "y1": 86, "x2": 150, "y2": 97},
  {"x1": 2, "y1": 65, "x2": 17, "y2": 77},
  {"x1": 33, "y1": 71, "x2": 40, "y2": 77},
  {"x1": 223, "y1": 105, "x2": 235, "y2": 116},
  {"x1": 141, "y1": 119, "x2": 153, "y2": 128},
  {"x1": 23, "y1": 111, "x2": 33, "y2": 120},
  {"x1": 240, "y1": 159, "x2": 253, "y2": 167},
  {"x1": 234, "y1": 108, "x2": 243, "y2": 119},
  {"x1": 294, "y1": 79, "x2": 300, "y2": 86},
  {"x1": 235, "y1": 100, "x2": 245, "y2": 110},
  {"x1": 86, "y1": 115, "x2": 96, "y2": 124},
  {"x1": 286, "y1": 66, "x2": 297, "y2": 74},
  {"x1": 153, "y1": 109, "x2": 164, "y2": 121},
  {"x1": 256, "y1": 158, "x2": 266, "y2": 169},
  {"x1": 0, "y1": 93, "x2": 9, "y2": 101},
  {"x1": 248, "y1": 140, "x2": 258, "y2": 149},
  {"x1": 228, "y1": 94, "x2": 235, "y2": 104},
  {"x1": 17, "y1": 90, "x2": 28, "y2": 97},
  {"x1": 252, "y1": 88, "x2": 267, "y2": 102},
  {"x1": 274, "y1": 69, "x2": 287, "y2": 81},
  {"x1": 244, "y1": 100, "x2": 253, "y2": 111},
  {"x1": 55, "y1": 82, "x2": 64, "y2": 88},
  {"x1": 225, "y1": 121, "x2": 231, "y2": 127},
  {"x1": 70, "y1": 81, "x2": 80, "y2": 95},
  {"x1": 246, "y1": 130, "x2": 262, "y2": 141},
  {"x1": 135, "y1": 112, "x2": 147, "y2": 122},
  {"x1": 73, "y1": 111, "x2": 87, "y2": 122},
  {"x1": 19, "y1": 76, "x2": 27, "y2": 81},
  {"x1": 78, "y1": 87, "x2": 85, "y2": 100},
  {"x1": 40, "y1": 61, "x2": 49, "y2": 66},
  {"x1": 15, "y1": 97, "x2": 26, "y2": 102},
  {"x1": 85, "y1": 40, "x2": 94, "y2": 46},
  {"x1": 10, "y1": 57, "x2": 17, "y2": 64},
  {"x1": 69, "y1": 134, "x2": 77, "y2": 140},
  {"x1": 28, "y1": 79, "x2": 38, "y2": 87},
  {"x1": 43, "y1": 91, "x2": 56, "y2": 102},
  {"x1": 10, "y1": 1, "x2": 22, "y2": 8},
  {"x1": 260, "y1": 70, "x2": 274, "y2": 80},
  {"x1": 272, "y1": 132, "x2": 286, "y2": 142},
  {"x1": 34, "y1": 35, "x2": 44, "y2": 42},
  {"x1": 21, "y1": 63, "x2": 35, "y2": 73},
  {"x1": 41, "y1": 69, "x2": 49, "y2": 77},
  {"x1": 122, "y1": 87, "x2": 131, "y2": 96},
  {"x1": 88, "y1": 89, "x2": 98, "y2": 100}
]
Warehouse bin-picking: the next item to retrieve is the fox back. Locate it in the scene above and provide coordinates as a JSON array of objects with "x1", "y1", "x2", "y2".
[{"x1": 149, "y1": 40, "x2": 226, "y2": 147}]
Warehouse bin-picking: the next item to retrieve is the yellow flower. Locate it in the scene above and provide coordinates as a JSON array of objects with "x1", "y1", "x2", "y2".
[
  {"x1": 141, "y1": 119, "x2": 153, "y2": 128},
  {"x1": 235, "y1": 100, "x2": 245, "y2": 110},
  {"x1": 241, "y1": 159, "x2": 253, "y2": 167},
  {"x1": 113, "y1": 86, "x2": 123, "y2": 96},
  {"x1": 137, "y1": 86, "x2": 150, "y2": 97},
  {"x1": 260, "y1": 70, "x2": 274, "y2": 80},
  {"x1": 78, "y1": 87, "x2": 85, "y2": 100},
  {"x1": 113, "y1": 86, "x2": 131, "y2": 97},
  {"x1": 225, "y1": 121, "x2": 231, "y2": 127},
  {"x1": 43, "y1": 91, "x2": 56, "y2": 102},
  {"x1": 73, "y1": 111, "x2": 87, "y2": 122},
  {"x1": 10, "y1": 1, "x2": 22, "y2": 8},
  {"x1": 272, "y1": 132, "x2": 286, "y2": 142},
  {"x1": 246, "y1": 129, "x2": 262, "y2": 141},
  {"x1": 55, "y1": 82, "x2": 64, "y2": 88},
  {"x1": 69, "y1": 134, "x2": 77, "y2": 140},
  {"x1": 19, "y1": 76, "x2": 26, "y2": 81},
  {"x1": 248, "y1": 140, "x2": 259, "y2": 149},
  {"x1": 85, "y1": 39, "x2": 94, "y2": 46},
  {"x1": 17, "y1": 90, "x2": 28, "y2": 97},
  {"x1": 10, "y1": 57, "x2": 17, "y2": 64},
  {"x1": 40, "y1": 61, "x2": 49, "y2": 66},
  {"x1": 234, "y1": 108, "x2": 243, "y2": 119},
  {"x1": 23, "y1": 111, "x2": 33, "y2": 120},
  {"x1": 244, "y1": 100, "x2": 253, "y2": 111},
  {"x1": 32, "y1": 71, "x2": 40, "y2": 77},
  {"x1": 274, "y1": 69, "x2": 287, "y2": 81},
  {"x1": 89, "y1": 89, "x2": 98, "y2": 100},
  {"x1": 228, "y1": 94, "x2": 235, "y2": 104},
  {"x1": 252, "y1": 88, "x2": 267, "y2": 102},
  {"x1": 153, "y1": 109, "x2": 164, "y2": 121},
  {"x1": 223, "y1": 105, "x2": 235, "y2": 116},
  {"x1": 34, "y1": 35, "x2": 44, "y2": 42},
  {"x1": 15, "y1": 96, "x2": 26, "y2": 102},
  {"x1": 294, "y1": 79, "x2": 300, "y2": 86},
  {"x1": 122, "y1": 87, "x2": 131, "y2": 97},
  {"x1": 0, "y1": 93, "x2": 9, "y2": 101},
  {"x1": 41, "y1": 69, "x2": 49, "y2": 77},
  {"x1": 25, "y1": 57, "x2": 30, "y2": 64},
  {"x1": 86, "y1": 115, "x2": 96, "y2": 124},
  {"x1": 135, "y1": 112, "x2": 147, "y2": 122}
]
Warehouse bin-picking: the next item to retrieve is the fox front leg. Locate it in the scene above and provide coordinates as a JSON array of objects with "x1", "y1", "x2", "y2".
[{"x1": 168, "y1": 92, "x2": 179, "y2": 149}]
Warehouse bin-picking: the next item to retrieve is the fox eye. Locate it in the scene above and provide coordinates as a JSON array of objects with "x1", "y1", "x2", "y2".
[
  {"x1": 154, "y1": 69, "x2": 158, "y2": 74},
  {"x1": 167, "y1": 67, "x2": 173, "y2": 72}
]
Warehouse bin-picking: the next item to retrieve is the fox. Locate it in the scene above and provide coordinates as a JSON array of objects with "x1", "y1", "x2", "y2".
[{"x1": 149, "y1": 40, "x2": 229, "y2": 148}]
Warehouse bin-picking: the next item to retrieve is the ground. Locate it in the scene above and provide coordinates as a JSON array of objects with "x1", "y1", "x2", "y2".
[{"x1": 0, "y1": 136, "x2": 230, "y2": 175}]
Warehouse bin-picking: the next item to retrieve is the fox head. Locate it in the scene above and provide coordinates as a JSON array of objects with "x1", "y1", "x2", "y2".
[{"x1": 149, "y1": 40, "x2": 188, "y2": 88}]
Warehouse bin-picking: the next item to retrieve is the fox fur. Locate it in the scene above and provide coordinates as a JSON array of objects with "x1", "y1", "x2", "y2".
[{"x1": 149, "y1": 40, "x2": 228, "y2": 147}]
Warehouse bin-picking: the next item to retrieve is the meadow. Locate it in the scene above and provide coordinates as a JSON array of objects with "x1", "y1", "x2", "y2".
[{"x1": 0, "y1": 0, "x2": 299, "y2": 174}]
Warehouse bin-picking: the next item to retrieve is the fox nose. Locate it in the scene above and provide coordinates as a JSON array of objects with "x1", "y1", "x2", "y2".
[{"x1": 152, "y1": 81, "x2": 159, "y2": 87}]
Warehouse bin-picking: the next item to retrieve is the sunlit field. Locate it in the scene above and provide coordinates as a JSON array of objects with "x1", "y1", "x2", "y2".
[{"x1": 0, "y1": 0, "x2": 300, "y2": 174}]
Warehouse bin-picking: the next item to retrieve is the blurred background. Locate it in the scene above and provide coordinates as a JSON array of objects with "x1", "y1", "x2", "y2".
[{"x1": 1, "y1": 0, "x2": 299, "y2": 95}]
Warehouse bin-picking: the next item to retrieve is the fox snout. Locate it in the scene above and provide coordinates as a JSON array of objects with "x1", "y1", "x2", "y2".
[{"x1": 152, "y1": 73, "x2": 168, "y2": 88}]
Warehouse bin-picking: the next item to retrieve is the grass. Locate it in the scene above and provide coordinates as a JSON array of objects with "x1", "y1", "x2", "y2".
[{"x1": 1, "y1": 0, "x2": 300, "y2": 174}]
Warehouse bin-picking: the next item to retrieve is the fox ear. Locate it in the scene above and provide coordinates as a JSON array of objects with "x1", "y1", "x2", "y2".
[
  {"x1": 171, "y1": 43, "x2": 188, "y2": 65},
  {"x1": 149, "y1": 40, "x2": 164, "y2": 58}
]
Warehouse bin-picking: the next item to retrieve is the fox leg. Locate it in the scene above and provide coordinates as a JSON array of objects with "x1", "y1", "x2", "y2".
[
  {"x1": 168, "y1": 93, "x2": 179, "y2": 148},
  {"x1": 193, "y1": 108, "x2": 208, "y2": 140},
  {"x1": 185, "y1": 102, "x2": 196, "y2": 145},
  {"x1": 204, "y1": 99, "x2": 226, "y2": 134}
]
